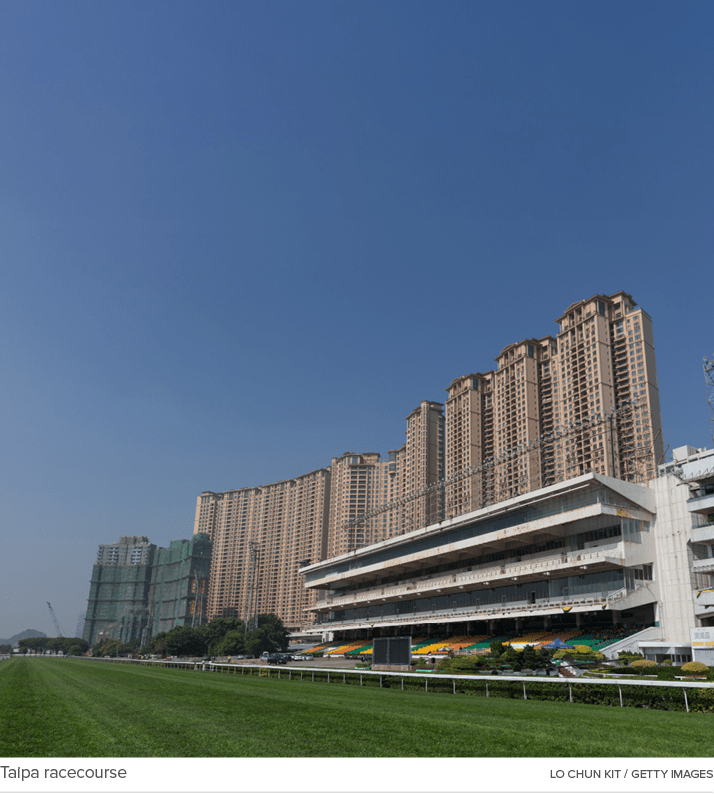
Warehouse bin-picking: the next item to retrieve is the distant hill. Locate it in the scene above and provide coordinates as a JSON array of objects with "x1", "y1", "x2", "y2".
[{"x1": 0, "y1": 629, "x2": 47, "y2": 646}]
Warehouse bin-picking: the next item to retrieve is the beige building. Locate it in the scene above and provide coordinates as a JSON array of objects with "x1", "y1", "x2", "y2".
[
  {"x1": 326, "y1": 401, "x2": 445, "y2": 558},
  {"x1": 326, "y1": 452, "x2": 397, "y2": 558},
  {"x1": 196, "y1": 291, "x2": 663, "y2": 632},
  {"x1": 194, "y1": 468, "x2": 330, "y2": 632},
  {"x1": 195, "y1": 402, "x2": 444, "y2": 632},
  {"x1": 444, "y1": 292, "x2": 664, "y2": 517}
]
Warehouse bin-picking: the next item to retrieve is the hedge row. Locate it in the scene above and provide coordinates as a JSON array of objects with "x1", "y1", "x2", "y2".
[{"x1": 254, "y1": 668, "x2": 714, "y2": 712}]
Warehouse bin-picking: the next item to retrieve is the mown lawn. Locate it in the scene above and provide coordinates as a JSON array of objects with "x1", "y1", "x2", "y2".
[{"x1": 0, "y1": 658, "x2": 709, "y2": 757}]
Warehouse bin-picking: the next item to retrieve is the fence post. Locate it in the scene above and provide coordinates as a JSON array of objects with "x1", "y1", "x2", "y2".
[
  {"x1": 360, "y1": 674, "x2": 363, "y2": 686},
  {"x1": 343, "y1": 673, "x2": 346, "y2": 684},
  {"x1": 569, "y1": 684, "x2": 572, "y2": 703},
  {"x1": 453, "y1": 679, "x2": 456, "y2": 695},
  {"x1": 380, "y1": 675, "x2": 382, "y2": 688},
  {"x1": 327, "y1": 672, "x2": 330, "y2": 684},
  {"x1": 486, "y1": 681, "x2": 489, "y2": 697},
  {"x1": 312, "y1": 671, "x2": 314, "y2": 682},
  {"x1": 523, "y1": 682, "x2": 527, "y2": 701},
  {"x1": 425, "y1": 677, "x2": 428, "y2": 692},
  {"x1": 683, "y1": 688, "x2": 689, "y2": 713},
  {"x1": 618, "y1": 685, "x2": 623, "y2": 707}
]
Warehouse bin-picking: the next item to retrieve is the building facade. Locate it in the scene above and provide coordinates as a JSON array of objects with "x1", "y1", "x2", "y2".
[
  {"x1": 149, "y1": 534, "x2": 213, "y2": 637},
  {"x1": 195, "y1": 468, "x2": 330, "y2": 632},
  {"x1": 83, "y1": 534, "x2": 212, "y2": 646},
  {"x1": 195, "y1": 402, "x2": 444, "y2": 631},
  {"x1": 325, "y1": 401, "x2": 445, "y2": 558},
  {"x1": 443, "y1": 292, "x2": 664, "y2": 518},
  {"x1": 303, "y1": 449, "x2": 714, "y2": 664},
  {"x1": 83, "y1": 536, "x2": 156, "y2": 646},
  {"x1": 192, "y1": 292, "x2": 664, "y2": 634}
]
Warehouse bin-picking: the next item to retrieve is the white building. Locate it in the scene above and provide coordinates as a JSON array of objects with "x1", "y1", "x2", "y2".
[{"x1": 302, "y1": 448, "x2": 714, "y2": 664}]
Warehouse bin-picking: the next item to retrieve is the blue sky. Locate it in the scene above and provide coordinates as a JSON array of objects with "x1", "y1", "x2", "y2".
[{"x1": 1, "y1": 1, "x2": 712, "y2": 639}]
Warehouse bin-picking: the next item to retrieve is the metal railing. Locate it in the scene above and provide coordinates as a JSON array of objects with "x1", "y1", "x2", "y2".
[{"x1": 79, "y1": 656, "x2": 713, "y2": 714}]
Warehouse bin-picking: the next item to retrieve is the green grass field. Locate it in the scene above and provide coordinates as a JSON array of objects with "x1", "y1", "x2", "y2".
[{"x1": 0, "y1": 658, "x2": 710, "y2": 757}]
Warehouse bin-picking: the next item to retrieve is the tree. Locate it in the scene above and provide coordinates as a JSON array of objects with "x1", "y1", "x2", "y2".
[
  {"x1": 150, "y1": 632, "x2": 169, "y2": 656},
  {"x1": 489, "y1": 641, "x2": 504, "y2": 658},
  {"x1": 244, "y1": 614, "x2": 289, "y2": 657},
  {"x1": 197, "y1": 617, "x2": 245, "y2": 655},
  {"x1": 163, "y1": 625, "x2": 207, "y2": 658},
  {"x1": 521, "y1": 644, "x2": 537, "y2": 670},
  {"x1": 92, "y1": 638, "x2": 124, "y2": 657},
  {"x1": 214, "y1": 630, "x2": 245, "y2": 657},
  {"x1": 0, "y1": 644, "x2": 12, "y2": 654},
  {"x1": 47, "y1": 637, "x2": 90, "y2": 655},
  {"x1": 19, "y1": 637, "x2": 47, "y2": 654},
  {"x1": 501, "y1": 645, "x2": 520, "y2": 668}
]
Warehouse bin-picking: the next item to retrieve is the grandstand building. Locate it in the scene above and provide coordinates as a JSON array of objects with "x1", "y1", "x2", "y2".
[{"x1": 302, "y1": 453, "x2": 714, "y2": 663}]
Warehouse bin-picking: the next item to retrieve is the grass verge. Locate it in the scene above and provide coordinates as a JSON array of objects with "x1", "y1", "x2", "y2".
[{"x1": 0, "y1": 658, "x2": 709, "y2": 757}]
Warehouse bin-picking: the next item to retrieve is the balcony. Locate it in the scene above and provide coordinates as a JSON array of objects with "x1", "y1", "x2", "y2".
[
  {"x1": 692, "y1": 558, "x2": 714, "y2": 575},
  {"x1": 314, "y1": 543, "x2": 625, "y2": 612},
  {"x1": 691, "y1": 524, "x2": 714, "y2": 544},
  {"x1": 687, "y1": 493, "x2": 714, "y2": 517},
  {"x1": 694, "y1": 588, "x2": 714, "y2": 614},
  {"x1": 317, "y1": 592, "x2": 618, "y2": 632}
]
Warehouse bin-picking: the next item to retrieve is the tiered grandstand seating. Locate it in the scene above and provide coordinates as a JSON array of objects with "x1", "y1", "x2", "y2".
[
  {"x1": 504, "y1": 631, "x2": 551, "y2": 646},
  {"x1": 410, "y1": 638, "x2": 433, "y2": 653},
  {"x1": 531, "y1": 630, "x2": 581, "y2": 648},
  {"x1": 413, "y1": 635, "x2": 492, "y2": 654},
  {"x1": 345, "y1": 644, "x2": 373, "y2": 656},
  {"x1": 327, "y1": 641, "x2": 368, "y2": 656},
  {"x1": 303, "y1": 642, "x2": 341, "y2": 654},
  {"x1": 412, "y1": 640, "x2": 450, "y2": 655},
  {"x1": 464, "y1": 635, "x2": 509, "y2": 651}
]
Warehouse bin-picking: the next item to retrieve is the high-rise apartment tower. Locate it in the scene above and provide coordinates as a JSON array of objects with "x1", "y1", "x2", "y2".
[
  {"x1": 444, "y1": 292, "x2": 663, "y2": 516},
  {"x1": 194, "y1": 469, "x2": 330, "y2": 631}
]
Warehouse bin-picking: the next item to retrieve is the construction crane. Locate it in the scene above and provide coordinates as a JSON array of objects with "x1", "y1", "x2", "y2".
[
  {"x1": 47, "y1": 602, "x2": 64, "y2": 637},
  {"x1": 705, "y1": 355, "x2": 714, "y2": 446}
]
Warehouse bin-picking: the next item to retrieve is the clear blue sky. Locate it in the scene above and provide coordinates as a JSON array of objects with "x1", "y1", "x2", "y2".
[{"x1": 1, "y1": 0, "x2": 712, "y2": 639}]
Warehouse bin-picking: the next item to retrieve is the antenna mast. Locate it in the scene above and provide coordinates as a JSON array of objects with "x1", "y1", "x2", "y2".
[{"x1": 705, "y1": 355, "x2": 714, "y2": 446}]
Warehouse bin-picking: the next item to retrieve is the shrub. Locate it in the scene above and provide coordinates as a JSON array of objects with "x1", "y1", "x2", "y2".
[
  {"x1": 681, "y1": 661, "x2": 709, "y2": 674},
  {"x1": 656, "y1": 666, "x2": 683, "y2": 681},
  {"x1": 489, "y1": 641, "x2": 504, "y2": 658},
  {"x1": 437, "y1": 655, "x2": 485, "y2": 675},
  {"x1": 661, "y1": 658, "x2": 673, "y2": 665},
  {"x1": 629, "y1": 659, "x2": 658, "y2": 675},
  {"x1": 618, "y1": 651, "x2": 643, "y2": 662}
]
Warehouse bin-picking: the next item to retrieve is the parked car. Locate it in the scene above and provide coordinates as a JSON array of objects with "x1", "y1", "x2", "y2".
[{"x1": 266, "y1": 653, "x2": 288, "y2": 665}]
